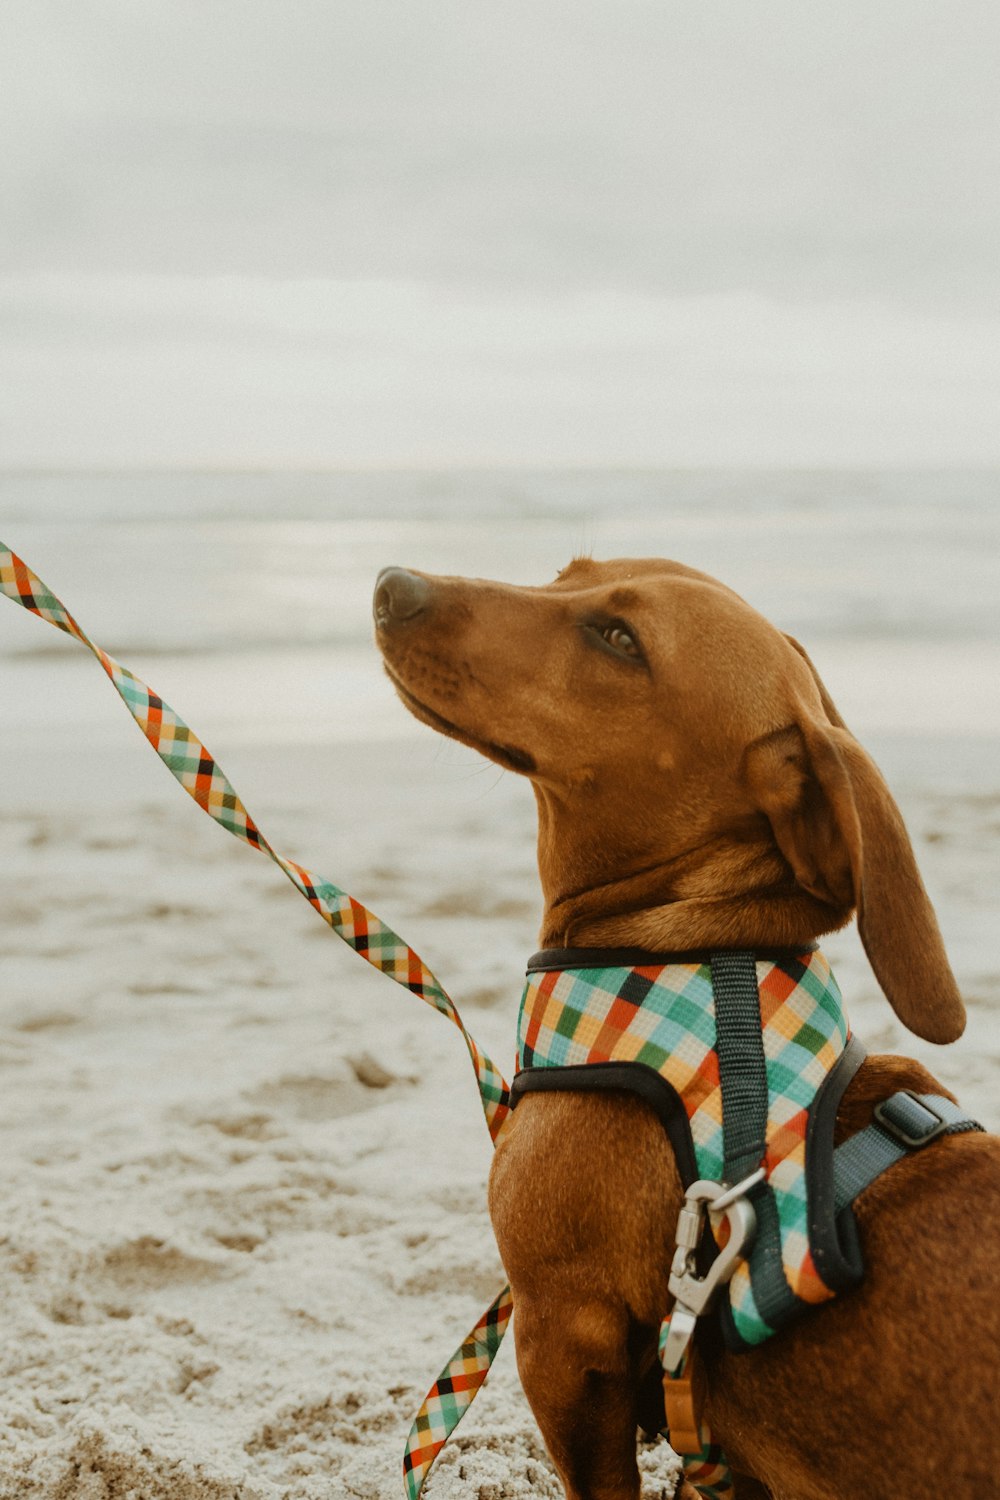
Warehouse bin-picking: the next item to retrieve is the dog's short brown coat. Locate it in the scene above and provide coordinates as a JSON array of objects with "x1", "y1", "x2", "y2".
[{"x1": 376, "y1": 556, "x2": 1000, "y2": 1499}]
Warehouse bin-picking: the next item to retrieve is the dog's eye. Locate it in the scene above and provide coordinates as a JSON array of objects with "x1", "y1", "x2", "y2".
[{"x1": 601, "y1": 623, "x2": 641, "y2": 658}]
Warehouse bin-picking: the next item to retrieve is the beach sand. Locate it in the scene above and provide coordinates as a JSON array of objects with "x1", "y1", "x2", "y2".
[{"x1": 2, "y1": 694, "x2": 998, "y2": 1498}]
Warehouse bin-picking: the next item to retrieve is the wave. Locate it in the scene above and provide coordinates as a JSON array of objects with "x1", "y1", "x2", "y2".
[{"x1": 3, "y1": 631, "x2": 377, "y2": 662}]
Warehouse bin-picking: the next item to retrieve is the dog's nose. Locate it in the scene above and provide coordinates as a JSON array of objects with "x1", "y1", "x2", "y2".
[{"x1": 374, "y1": 567, "x2": 432, "y2": 627}]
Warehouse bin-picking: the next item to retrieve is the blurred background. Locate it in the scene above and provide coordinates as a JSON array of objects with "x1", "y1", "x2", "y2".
[
  {"x1": 2, "y1": 0, "x2": 999, "y2": 908},
  {"x1": 2, "y1": 0, "x2": 1000, "y2": 469},
  {"x1": 2, "y1": 0, "x2": 998, "y2": 771}
]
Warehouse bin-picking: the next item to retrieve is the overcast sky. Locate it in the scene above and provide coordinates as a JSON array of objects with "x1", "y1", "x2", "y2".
[{"x1": 2, "y1": 1, "x2": 999, "y2": 467}]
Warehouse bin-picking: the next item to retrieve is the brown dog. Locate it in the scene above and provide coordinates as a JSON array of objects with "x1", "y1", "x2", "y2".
[{"x1": 374, "y1": 555, "x2": 1000, "y2": 1499}]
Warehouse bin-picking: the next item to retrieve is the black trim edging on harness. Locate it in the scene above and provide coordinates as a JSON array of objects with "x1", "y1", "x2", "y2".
[
  {"x1": 527, "y1": 944, "x2": 818, "y2": 973},
  {"x1": 804, "y1": 1033, "x2": 868, "y2": 1293},
  {"x1": 509, "y1": 1061, "x2": 700, "y2": 1189}
]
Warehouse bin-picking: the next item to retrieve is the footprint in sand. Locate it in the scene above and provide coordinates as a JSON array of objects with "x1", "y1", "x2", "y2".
[
  {"x1": 252, "y1": 1056, "x2": 411, "y2": 1124},
  {"x1": 99, "y1": 1235, "x2": 233, "y2": 1291},
  {"x1": 200, "y1": 1111, "x2": 279, "y2": 1141},
  {"x1": 245, "y1": 1383, "x2": 411, "y2": 1458}
]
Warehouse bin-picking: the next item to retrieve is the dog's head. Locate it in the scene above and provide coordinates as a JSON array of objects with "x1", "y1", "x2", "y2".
[{"x1": 374, "y1": 556, "x2": 964, "y2": 1044}]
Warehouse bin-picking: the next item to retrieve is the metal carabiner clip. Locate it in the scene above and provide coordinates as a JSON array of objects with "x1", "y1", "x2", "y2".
[{"x1": 660, "y1": 1165, "x2": 764, "y2": 1374}]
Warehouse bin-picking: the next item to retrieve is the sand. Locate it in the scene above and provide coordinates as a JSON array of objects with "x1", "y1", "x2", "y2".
[{"x1": 1, "y1": 720, "x2": 997, "y2": 1500}]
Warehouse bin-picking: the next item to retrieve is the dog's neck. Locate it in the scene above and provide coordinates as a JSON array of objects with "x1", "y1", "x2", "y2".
[{"x1": 533, "y1": 786, "x2": 853, "y2": 952}]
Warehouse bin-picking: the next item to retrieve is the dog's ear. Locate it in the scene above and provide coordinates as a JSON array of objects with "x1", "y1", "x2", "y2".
[
  {"x1": 745, "y1": 637, "x2": 965, "y2": 1044},
  {"x1": 744, "y1": 719, "x2": 860, "y2": 915}
]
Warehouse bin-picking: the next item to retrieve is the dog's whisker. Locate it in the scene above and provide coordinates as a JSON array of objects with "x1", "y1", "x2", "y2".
[{"x1": 473, "y1": 766, "x2": 507, "y2": 800}]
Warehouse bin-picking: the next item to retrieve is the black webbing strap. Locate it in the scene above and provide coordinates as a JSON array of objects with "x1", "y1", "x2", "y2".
[
  {"x1": 709, "y1": 951, "x2": 769, "y2": 1181},
  {"x1": 710, "y1": 950, "x2": 803, "y2": 1335},
  {"x1": 833, "y1": 1091, "x2": 984, "y2": 1214}
]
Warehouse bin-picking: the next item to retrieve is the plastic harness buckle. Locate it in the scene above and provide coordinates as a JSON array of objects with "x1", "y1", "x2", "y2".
[{"x1": 873, "y1": 1090, "x2": 950, "y2": 1149}]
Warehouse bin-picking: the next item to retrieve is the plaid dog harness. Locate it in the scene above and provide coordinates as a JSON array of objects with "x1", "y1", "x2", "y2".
[
  {"x1": 511, "y1": 946, "x2": 983, "y2": 1496},
  {"x1": 515, "y1": 947, "x2": 859, "y2": 1350},
  {"x1": 1, "y1": 544, "x2": 983, "y2": 1500}
]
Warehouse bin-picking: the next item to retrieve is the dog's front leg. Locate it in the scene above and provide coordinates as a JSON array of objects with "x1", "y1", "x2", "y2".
[
  {"x1": 491, "y1": 1093, "x2": 682, "y2": 1499},
  {"x1": 514, "y1": 1291, "x2": 642, "y2": 1500}
]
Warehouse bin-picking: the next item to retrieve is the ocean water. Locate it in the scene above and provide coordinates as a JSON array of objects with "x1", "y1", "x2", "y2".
[{"x1": 2, "y1": 468, "x2": 999, "y2": 791}]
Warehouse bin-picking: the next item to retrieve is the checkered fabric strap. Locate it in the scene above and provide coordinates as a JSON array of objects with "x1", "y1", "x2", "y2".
[
  {"x1": 402, "y1": 1284, "x2": 513, "y2": 1499},
  {"x1": 0, "y1": 543, "x2": 515, "y2": 1495}
]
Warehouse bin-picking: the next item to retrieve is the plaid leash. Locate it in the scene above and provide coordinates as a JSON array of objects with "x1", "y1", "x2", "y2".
[
  {"x1": 657, "y1": 1331, "x2": 734, "y2": 1500},
  {"x1": 0, "y1": 542, "x2": 513, "y2": 1492},
  {"x1": 403, "y1": 1284, "x2": 514, "y2": 1498}
]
